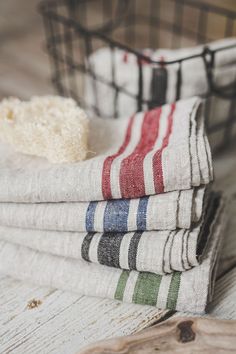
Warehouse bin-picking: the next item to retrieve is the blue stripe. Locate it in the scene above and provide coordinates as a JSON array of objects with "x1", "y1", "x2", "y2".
[
  {"x1": 85, "y1": 201, "x2": 98, "y2": 232},
  {"x1": 136, "y1": 197, "x2": 149, "y2": 230},
  {"x1": 103, "y1": 199, "x2": 130, "y2": 232}
]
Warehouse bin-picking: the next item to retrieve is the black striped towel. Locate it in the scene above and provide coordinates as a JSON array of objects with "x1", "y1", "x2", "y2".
[
  {"x1": 0, "y1": 192, "x2": 218, "y2": 275},
  {"x1": 0, "y1": 194, "x2": 226, "y2": 313}
]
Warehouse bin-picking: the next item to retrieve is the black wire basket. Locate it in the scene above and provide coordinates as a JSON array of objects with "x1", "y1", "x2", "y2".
[{"x1": 39, "y1": 0, "x2": 236, "y2": 153}]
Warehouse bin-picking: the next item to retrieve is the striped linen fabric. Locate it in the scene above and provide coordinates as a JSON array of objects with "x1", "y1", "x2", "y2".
[
  {"x1": 0, "y1": 186, "x2": 206, "y2": 232},
  {"x1": 0, "y1": 194, "x2": 226, "y2": 313},
  {"x1": 0, "y1": 192, "x2": 215, "y2": 274},
  {"x1": 85, "y1": 38, "x2": 236, "y2": 123},
  {"x1": 0, "y1": 97, "x2": 212, "y2": 203}
]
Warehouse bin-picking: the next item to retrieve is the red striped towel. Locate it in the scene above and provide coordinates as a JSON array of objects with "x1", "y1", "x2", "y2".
[{"x1": 0, "y1": 97, "x2": 212, "y2": 203}]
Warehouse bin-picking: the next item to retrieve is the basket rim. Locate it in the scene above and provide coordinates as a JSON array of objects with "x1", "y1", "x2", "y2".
[{"x1": 38, "y1": 0, "x2": 236, "y2": 66}]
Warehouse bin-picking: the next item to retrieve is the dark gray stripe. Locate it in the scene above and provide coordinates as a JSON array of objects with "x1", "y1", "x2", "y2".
[
  {"x1": 149, "y1": 66, "x2": 168, "y2": 109},
  {"x1": 176, "y1": 62, "x2": 182, "y2": 101},
  {"x1": 185, "y1": 231, "x2": 191, "y2": 268},
  {"x1": 181, "y1": 230, "x2": 188, "y2": 271},
  {"x1": 97, "y1": 232, "x2": 126, "y2": 268},
  {"x1": 81, "y1": 232, "x2": 95, "y2": 262},
  {"x1": 128, "y1": 231, "x2": 143, "y2": 270},
  {"x1": 176, "y1": 191, "x2": 181, "y2": 227},
  {"x1": 162, "y1": 231, "x2": 172, "y2": 274},
  {"x1": 168, "y1": 231, "x2": 176, "y2": 272}
]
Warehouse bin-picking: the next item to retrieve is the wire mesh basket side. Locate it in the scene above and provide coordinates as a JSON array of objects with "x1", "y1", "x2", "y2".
[{"x1": 39, "y1": 0, "x2": 236, "y2": 153}]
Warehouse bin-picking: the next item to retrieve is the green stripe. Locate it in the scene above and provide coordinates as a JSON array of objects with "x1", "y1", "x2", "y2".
[
  {"x1": 132, "y1": 272, "x2": 162, "y2": 306},
  {"x1": 166, "y1": 272, "x2": 181, "y2": 310},
  {"x1": 114, "y1": 270, "x2": 129, "y2": 301}
]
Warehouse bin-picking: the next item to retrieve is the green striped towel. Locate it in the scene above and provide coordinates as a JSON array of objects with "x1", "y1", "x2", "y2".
[{"x1": 0, "y1": 195, "x2": 226, "y2": 313}]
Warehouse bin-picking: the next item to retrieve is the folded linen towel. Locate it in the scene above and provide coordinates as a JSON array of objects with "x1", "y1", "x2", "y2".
[
  {"x1": 0, "y1": 192, "x2": 216, "y2": 274},
  {"x1": 0, "y1": 194, "x2": 225, "y2": 313},
  {"x1": 85, "y1": 38, "x2": 236, "y2": 119},
  {"x1": 0, "y1": 186, "x2": 206, "y2": 232},
  {"x1": 0, "y1": 97, "x2": 212, "y2": 203}
]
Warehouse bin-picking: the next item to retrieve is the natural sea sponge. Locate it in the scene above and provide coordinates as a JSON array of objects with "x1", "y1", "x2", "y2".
[{"x1": 0, "y1": 96, "x2": 89, "y2": 163}]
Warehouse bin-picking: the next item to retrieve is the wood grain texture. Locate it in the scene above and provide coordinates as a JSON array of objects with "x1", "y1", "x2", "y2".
[
  {"x1": 0, "y1": 237, "x2": 236, "y2": 354},
  {"x1": 79, "y1": 317, "x2": 236, "y2": 354},
  {"x1": 0, "y1": 1, "x2": 236, "y2": 353},
  {"x1": 0, "y1": 274, "x2": 168, "y2": 354}
]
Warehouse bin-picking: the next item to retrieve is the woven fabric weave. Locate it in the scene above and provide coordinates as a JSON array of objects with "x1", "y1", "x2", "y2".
[
  {"x1": 0, "y1": 186, "x2": 206, "y2": 232},
  {"x1": 0, "y1": 191, "x2": 214, "y2": 274},
  {"x1": 0, "y1": 199, "x2": 213, "y2": 275},
  {"x1": 85, "y1": 38, "x2": 236, "y2": 124},
  {"x1": 0, "y1": 195, "x2": 225, "y2": 313},
  {"x1": 0, "y1": 97, "x2": 212, "y2": 203}
]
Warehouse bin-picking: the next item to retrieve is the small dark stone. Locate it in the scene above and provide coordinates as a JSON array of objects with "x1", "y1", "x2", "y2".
[{"x1": 177, "y1": 320, "x2": 195, "y2": 343}]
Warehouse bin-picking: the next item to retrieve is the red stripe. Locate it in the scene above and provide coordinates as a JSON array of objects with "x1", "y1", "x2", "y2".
[
  {"x1": 102, "y1": 115, "x2": 135, "y2": 199},
  {"x1": 119, "y1": 107, "x2": 162, "y2": 199},
  {"x1": 153, "y1": 103, "x2": 176, "y2": 194},
  {"x1": 123, "y1": 52, "x2": 128, "y2": 63}
]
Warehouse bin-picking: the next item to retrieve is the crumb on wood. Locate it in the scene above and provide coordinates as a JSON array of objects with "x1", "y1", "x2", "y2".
[{"x1": 27, "y1": 298, "x2": 42, "y2": 310}]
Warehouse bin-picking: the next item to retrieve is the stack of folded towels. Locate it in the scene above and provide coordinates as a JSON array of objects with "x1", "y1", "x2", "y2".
[{"x1": 0, "y1": 95, "x2": 226, "y2": 314}]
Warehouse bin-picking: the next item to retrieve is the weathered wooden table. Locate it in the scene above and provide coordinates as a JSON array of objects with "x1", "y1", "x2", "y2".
[{"x1": 0, "y1": 2, "x2": 236, "y2": 352}]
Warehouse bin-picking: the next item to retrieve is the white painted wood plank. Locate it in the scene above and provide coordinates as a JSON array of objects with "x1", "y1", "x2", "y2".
[{"x1": 0, "y1": 275, "x2": 167, "y2": 354}]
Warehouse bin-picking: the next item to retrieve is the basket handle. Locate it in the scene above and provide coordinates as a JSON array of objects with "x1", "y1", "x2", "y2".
[{"x1": 202, "y1": 46, "x2": 236, "y2": 99}]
